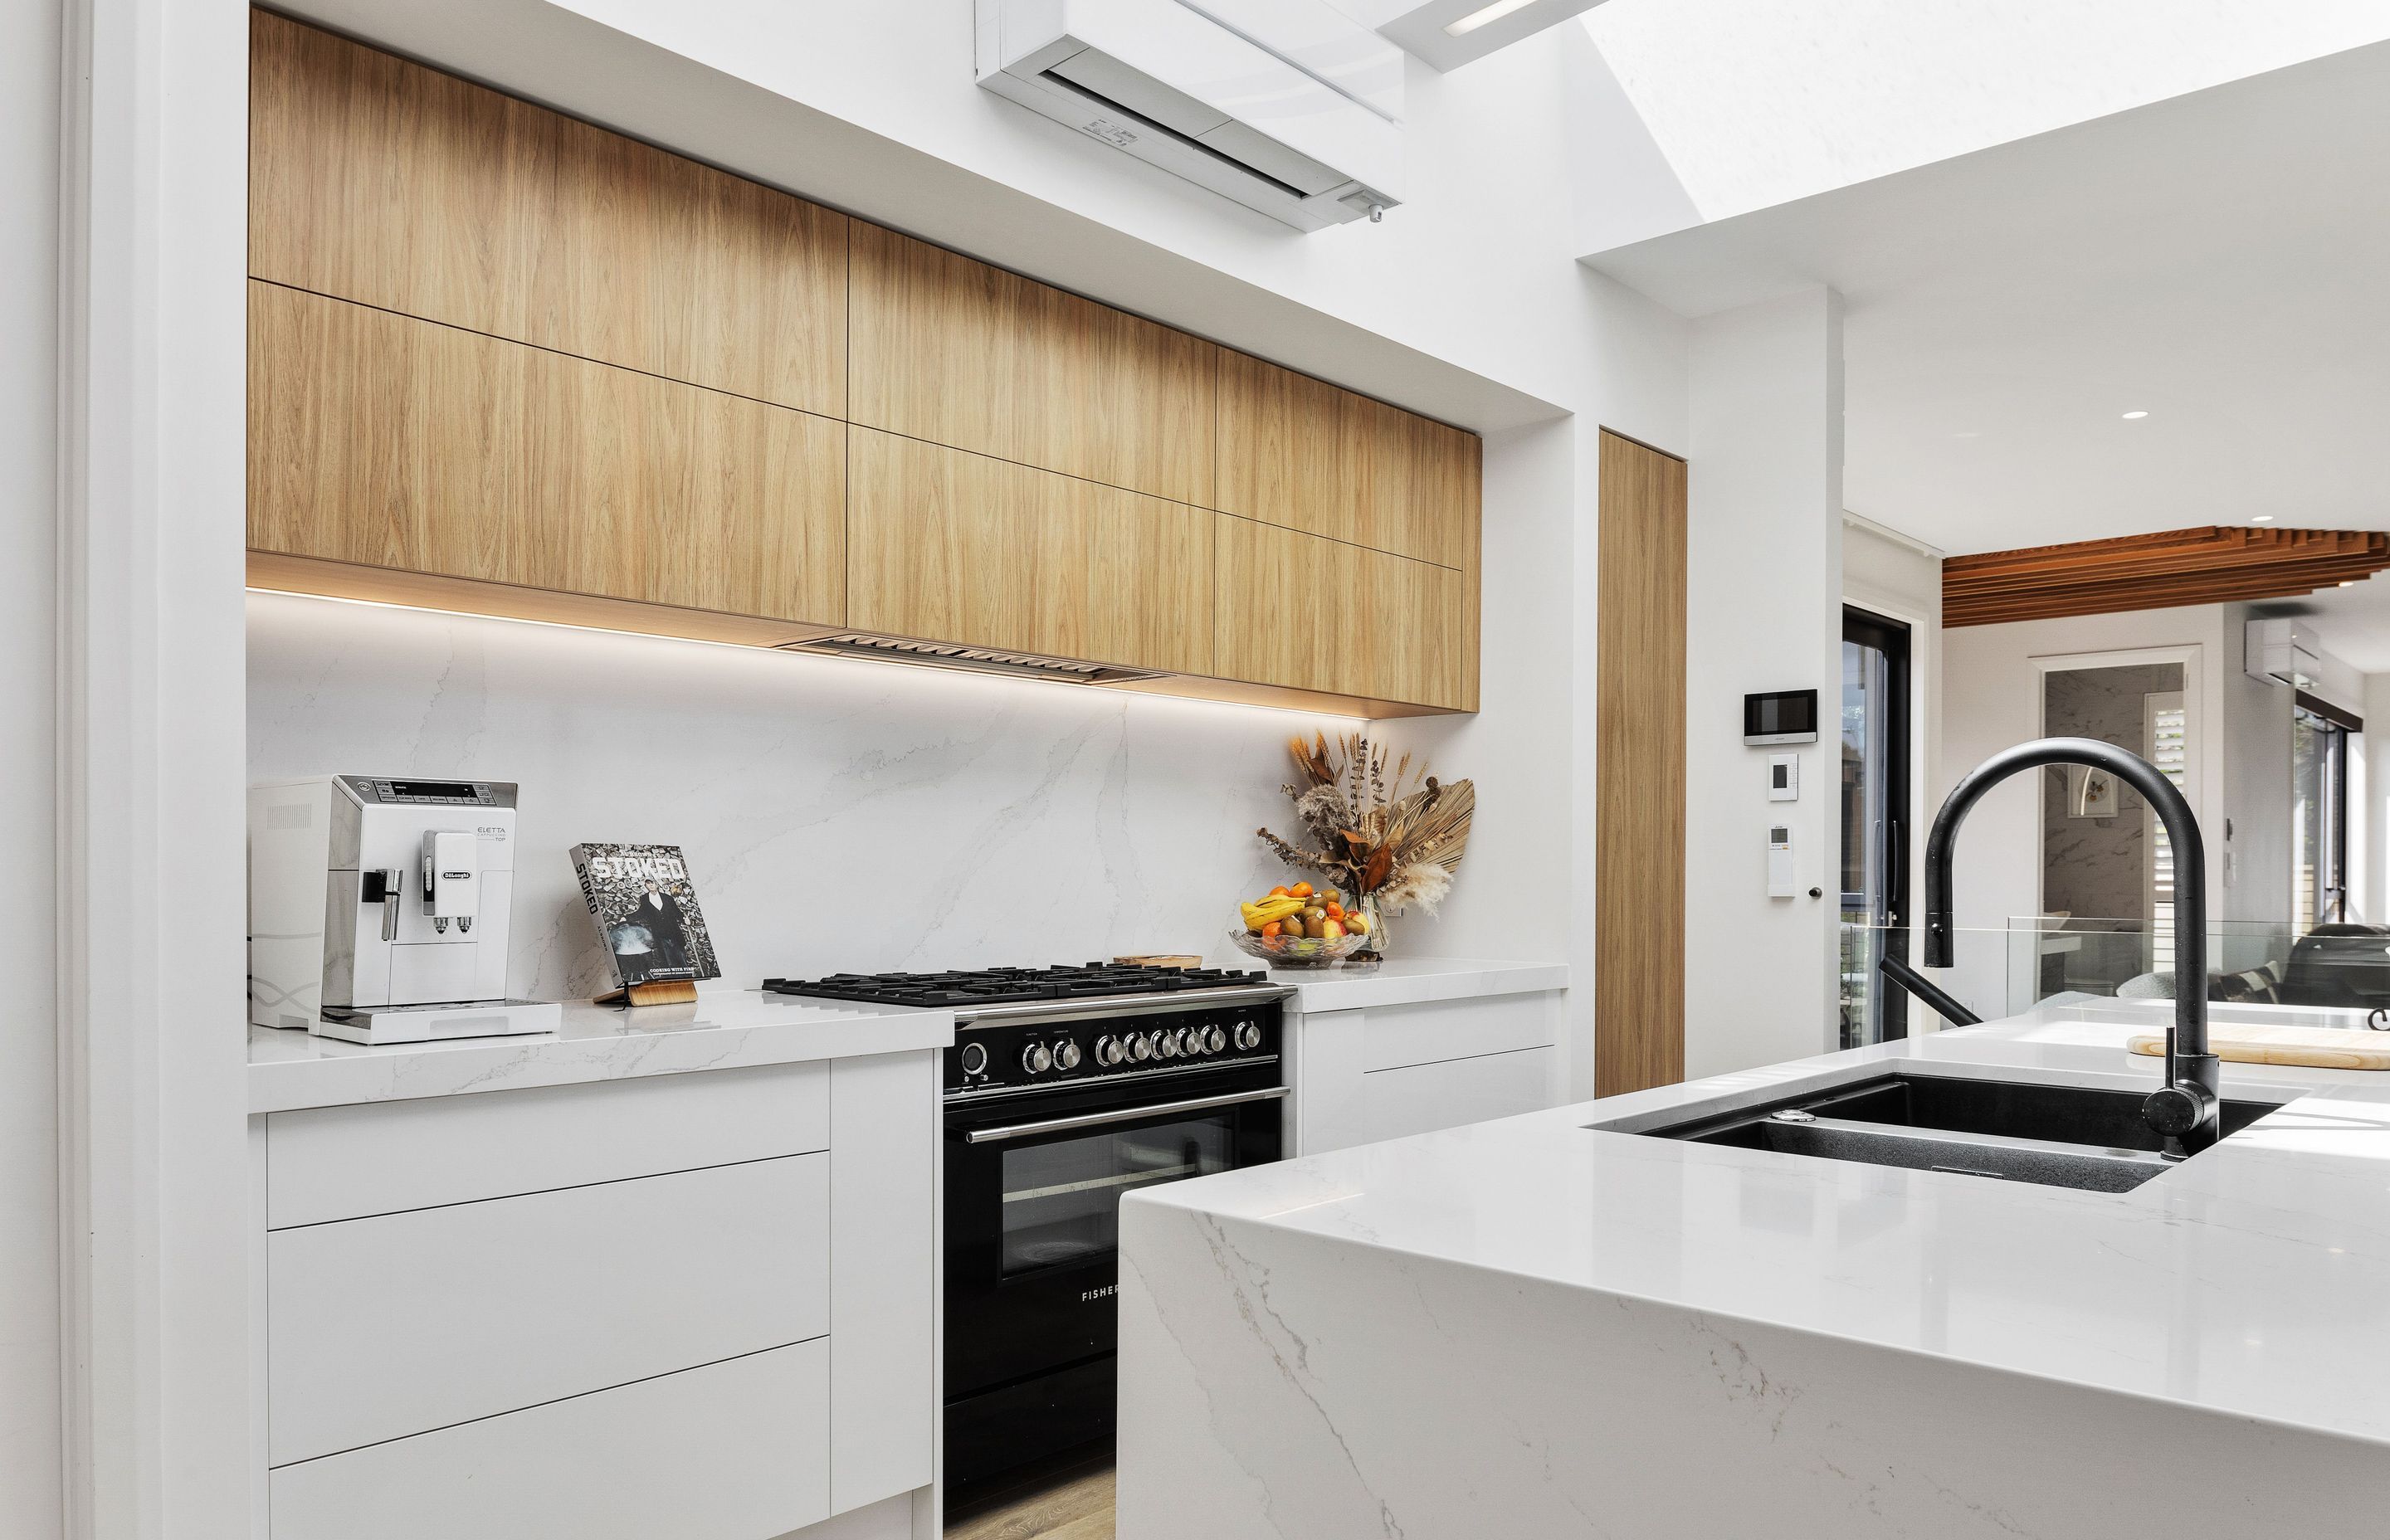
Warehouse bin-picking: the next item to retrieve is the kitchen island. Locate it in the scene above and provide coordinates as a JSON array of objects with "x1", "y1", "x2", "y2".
[{"x1": 1118, "y1": 1000, "x2": 2390, "y2": 1538}]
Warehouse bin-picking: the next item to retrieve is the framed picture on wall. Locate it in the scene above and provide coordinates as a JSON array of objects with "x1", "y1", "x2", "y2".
[{"x1": 2070, "y1": 765, "x2": 2118, "y2": 819}]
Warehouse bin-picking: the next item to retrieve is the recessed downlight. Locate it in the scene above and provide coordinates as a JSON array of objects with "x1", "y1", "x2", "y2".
[
  {"x1": 1445, "y1": 0, "x2": 1539, "y2": 37},
  {"x1": 2252, "y1": 514, "x2": 2276, "y2": 524},
  {"x1": 2121, "y1": 410, "x2": 2149, "y2": 419}
]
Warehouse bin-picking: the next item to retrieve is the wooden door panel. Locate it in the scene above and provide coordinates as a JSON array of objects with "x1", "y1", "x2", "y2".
[
  {"x1": 846, "y1": 428, "x2": 1214, "y2": 676},
  {"x1": 1594, "y1": 430, "x2": 1688, "y2": 1096},
  {"x1": 248, "y1": 281, "x2": 844, "y2": 625},
  {"x1": 846, "y1": 224, "x2": 1215, "y2": 506},
  {"x1": 1211, "y1": 517, "x2": 1467, "y2": 709},
  {"x1": 250, "y1": 12, "x2": 847, "y2": 417},
  {"x1": 1215, "y1": 350, "x2": 1479, "y2": 571}
]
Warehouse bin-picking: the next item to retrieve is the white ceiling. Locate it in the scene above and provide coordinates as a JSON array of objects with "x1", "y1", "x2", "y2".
[{"x1": 1584, "y1": 39, "x2": 2390, "y2": 564}]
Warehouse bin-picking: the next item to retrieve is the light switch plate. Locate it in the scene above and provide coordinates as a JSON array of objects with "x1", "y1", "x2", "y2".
[{"x1": 1768, "y1": 754, "x2": 1799, "y2": 802}]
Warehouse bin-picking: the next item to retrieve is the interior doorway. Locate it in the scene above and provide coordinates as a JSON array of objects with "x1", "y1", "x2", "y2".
[{"x1": 1839, "y1": 607, "x2": 1912, "y2": 1046}]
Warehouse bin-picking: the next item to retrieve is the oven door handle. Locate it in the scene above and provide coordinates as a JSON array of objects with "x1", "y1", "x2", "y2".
[{"x1": 961, "y1": 1085, "x2": 1290, "y2": 1143}]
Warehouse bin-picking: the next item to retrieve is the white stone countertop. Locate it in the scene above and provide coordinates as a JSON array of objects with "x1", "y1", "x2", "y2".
[
  {"x1": 1258, "y1": 956, "x2": 1568, "y2": 1012},
  {"x1": 247, "y1": 990, "x2": 954, "y2": 1114},
  {"x1": 1131, "y1": 996, "x2": 2390, "y2": 1448}
]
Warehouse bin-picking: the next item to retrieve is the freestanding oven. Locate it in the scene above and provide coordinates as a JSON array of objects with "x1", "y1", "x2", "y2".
[{"x1": 766, "y1": 964, "x2": 1291, "y2": 1501}]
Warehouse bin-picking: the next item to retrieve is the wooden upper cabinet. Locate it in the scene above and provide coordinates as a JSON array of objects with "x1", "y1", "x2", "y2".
[
  {"x1": 846, "y1": 225, "x2": 1217, "y2": 507},
  {"x1": 1215, "y1": 350, "x2": 1480, "y2": 571},
  {"x1": 249, "y1": 12, "x2": 848, "y2": 417},
  {"x1": 249, "y1": 281, "x2": 845, "y2": 626},
  {"x1": 1212, "y1": 519, "x2": 1470, "y2": 712},
  {"x1": 846, "y1": 429, "x2": 1214, "y2": 677}
]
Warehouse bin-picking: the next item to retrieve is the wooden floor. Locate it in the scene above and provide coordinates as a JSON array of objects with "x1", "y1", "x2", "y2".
[{"x1": 946, "y1": 1460, "x2": 1115, "y2": 1540}]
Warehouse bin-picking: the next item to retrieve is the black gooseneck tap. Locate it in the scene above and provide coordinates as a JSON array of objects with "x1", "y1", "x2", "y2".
[{"x1": 1921, "y1": 737, "x2": 2222, "y2": 1155}]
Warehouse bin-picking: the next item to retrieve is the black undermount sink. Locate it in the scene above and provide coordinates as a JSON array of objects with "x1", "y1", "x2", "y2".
[{"x1": 1627, "y1": 1073, "x2": 2279, "y2": 1193}]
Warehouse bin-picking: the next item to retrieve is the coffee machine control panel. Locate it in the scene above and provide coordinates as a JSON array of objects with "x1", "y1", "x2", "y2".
[{"x1": 356, "y1": 778, "x2": 506, "y2": 807}]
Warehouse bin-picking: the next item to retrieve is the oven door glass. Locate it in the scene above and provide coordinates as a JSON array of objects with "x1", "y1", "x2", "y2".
[{"x1": 999, "y1": 1114, "x2": 1235, "y2": 1277}]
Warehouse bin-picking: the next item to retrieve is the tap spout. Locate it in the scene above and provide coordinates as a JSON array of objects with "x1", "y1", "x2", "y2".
[{"x1": 1921, "y1": 736, "x2": 2221, "y2": 1153}]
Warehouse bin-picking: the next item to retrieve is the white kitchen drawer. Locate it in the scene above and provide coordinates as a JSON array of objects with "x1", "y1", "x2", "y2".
[
  {"x1": 1360, "y1": 992, "x2": 1558, "y2": 1072},
  {"x1": 270, "y1": 1337, "x2": 829, "y2": 1540},
  {"x1": 1363, "y1": 1045, "x2": 1557, "y2": 1144},
  {"x1": 269, "y1": 1153, "x2": 828, "y2": 1465},
  {"x1": 266, "y1": 1059, "x2": 828, "y2": 1227}
]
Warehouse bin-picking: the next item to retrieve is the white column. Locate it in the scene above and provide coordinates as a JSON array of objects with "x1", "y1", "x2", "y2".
[
  {"x1": 56, "y1": 0, "x2": 253, "y2": 1536},
  {"x1": 1682, "y1": 287, "x2": 1845, "y2": 1077}
]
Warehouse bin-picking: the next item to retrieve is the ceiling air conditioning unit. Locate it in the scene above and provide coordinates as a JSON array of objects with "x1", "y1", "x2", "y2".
[
  {"x1": 976, "y1": 0, "x2": 1405, "y2": 231},
  {"x1": 2245, "y1": 617, "x2": 2323, "y2": 690}
]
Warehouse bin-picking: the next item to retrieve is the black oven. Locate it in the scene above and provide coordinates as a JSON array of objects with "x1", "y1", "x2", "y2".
[{"x1": 942, "y1": 991, "x2": 1288, "y2": 1499}]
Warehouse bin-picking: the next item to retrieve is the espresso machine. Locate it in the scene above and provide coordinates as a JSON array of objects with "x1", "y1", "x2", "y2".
[{"x1": 248, "y1": 776, "x2": 560, "y2": 1044}]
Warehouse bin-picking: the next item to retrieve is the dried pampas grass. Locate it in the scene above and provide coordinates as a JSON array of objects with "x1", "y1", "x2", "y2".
[{"x1": 1255, "y1": 729, "x2": 1473, "y2": 911}]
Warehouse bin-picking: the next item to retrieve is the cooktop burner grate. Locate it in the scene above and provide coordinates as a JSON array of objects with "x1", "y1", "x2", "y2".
[{"x1": 762, "y1": 962, "x2": 1271, "y2": 1009}]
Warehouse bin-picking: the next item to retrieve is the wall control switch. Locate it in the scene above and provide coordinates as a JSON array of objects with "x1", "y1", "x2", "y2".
[
  {"x1": 1768, "y1": 754, "x2": 1799, "y2": 802},
  {"x1": 1768, "y1": 826, "x2": 1797, "y2": 899}
]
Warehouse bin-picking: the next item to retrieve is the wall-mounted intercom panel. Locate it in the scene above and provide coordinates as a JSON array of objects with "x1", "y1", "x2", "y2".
[{"x1": 1744, "y1": 690, "x2": 1819, "y2": 745}]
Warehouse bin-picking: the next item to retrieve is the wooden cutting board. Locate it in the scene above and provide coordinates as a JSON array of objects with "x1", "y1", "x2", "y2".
[{"x1": 2127, "y1": 1022, "x2": 2390, "y2": 1070}]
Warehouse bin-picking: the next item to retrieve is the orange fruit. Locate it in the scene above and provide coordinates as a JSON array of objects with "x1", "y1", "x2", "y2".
[
  {"x1": 1290, "y1": 881, "x2": 1313, "y2": 898},
  {"x1": 1261, "y1": 920, "x2": 1281, "y2": 938}
]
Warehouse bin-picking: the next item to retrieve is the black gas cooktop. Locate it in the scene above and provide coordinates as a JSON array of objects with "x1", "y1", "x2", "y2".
[{"x1": 762, "y1": 962, "x2": 1271, "y2": 1010}]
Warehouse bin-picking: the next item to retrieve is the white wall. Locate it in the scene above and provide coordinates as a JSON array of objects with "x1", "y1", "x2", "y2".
[
  {"x1": 2218, "y1": 603, "x2": 2294, "y2": 933},
  {"x1": 1682, "y1": 288, "x2": 1844, "y2": 1078},
  {"x1": 2, "y1": 1, "x2": 61, "y2": 1534},
  {"x1": 1841, "y1": 517, "x2": 1942, "y2": 1036},
  {"x1": 2363, "y1": 675, "x2": 2390, "y2": 922},
  {"x1": 1576, "y1": 0, "x2": 2390, "y2": 252}
]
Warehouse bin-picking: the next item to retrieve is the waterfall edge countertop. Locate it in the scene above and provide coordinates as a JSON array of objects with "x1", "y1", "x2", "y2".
[
  {"x1": 1124, "y1": 997, "x2": 2390, "y2": 1442},
  {"x1": 247, "y1": 990, "x2": 954, "y2": 1114}
]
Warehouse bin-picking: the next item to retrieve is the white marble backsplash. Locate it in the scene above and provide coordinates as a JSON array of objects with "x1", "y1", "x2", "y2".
[{"x1": 247, "y1": 592, "x2": 1334, "y2": 999}]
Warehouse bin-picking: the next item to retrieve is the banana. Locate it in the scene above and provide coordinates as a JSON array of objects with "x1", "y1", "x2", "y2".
[{"x1": 1240, "y1": 896, "x2": 1306, "y2": 928}]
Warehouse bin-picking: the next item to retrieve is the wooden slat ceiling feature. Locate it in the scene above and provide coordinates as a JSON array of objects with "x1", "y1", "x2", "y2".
[{"x1": 1943, "y1": 525, "x2": 2390, "y2": 627}]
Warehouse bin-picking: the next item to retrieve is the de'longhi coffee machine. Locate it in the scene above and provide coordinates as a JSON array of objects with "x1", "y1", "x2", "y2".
[{"x1": 248, "y1": 775, "x2": 560, "y2": 1045}]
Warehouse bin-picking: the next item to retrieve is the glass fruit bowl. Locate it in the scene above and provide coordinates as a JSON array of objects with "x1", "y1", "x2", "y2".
[{"x1": 1227, "y1": 927, "x2": 1370, "y2": 967}]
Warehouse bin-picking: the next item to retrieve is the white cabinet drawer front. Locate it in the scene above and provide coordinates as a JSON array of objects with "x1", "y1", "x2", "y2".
[
  {"x1": 1363, "y1": 1045, "x2": 1558, "y2": 1144},
  {"x1": 1359, "y1": 992, "x2": 1559, "y2": 1073},
  {"x1": 270, "y1": 1153, "x2": 828, "y2": 1465},
  {"x1": 271, "y1": 1338, "x2": 829, "y2": 1540},
  {"x1": 267, "y1": 1060, "x2": 828, "y2": 1227}
]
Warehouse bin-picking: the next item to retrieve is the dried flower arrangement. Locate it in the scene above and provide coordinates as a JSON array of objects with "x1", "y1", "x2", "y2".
[{"x1": 1256, "y1": 731, "x2": 1474, "y2": 917}]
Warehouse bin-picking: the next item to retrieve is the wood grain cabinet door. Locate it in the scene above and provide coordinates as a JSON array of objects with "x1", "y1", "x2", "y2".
[
  {"x1": 847, "y1": 225, "x2": 1216, "y2": 507},
  {"x1": 846, "y1": 428, "x2": 1214, "y2": 676},
  {"x1": 1215, "y1": 350, "x2": 1480, "y2": 571},
  {"x1": 1211, "y1": 518, "x2": 1468, "y2": 711},
  {"x1": 250, "y1": 12, "x2": 848, "y2": 417},
  {"x1": 248, "y1": 281, "x2": 846, "y2": 626}
]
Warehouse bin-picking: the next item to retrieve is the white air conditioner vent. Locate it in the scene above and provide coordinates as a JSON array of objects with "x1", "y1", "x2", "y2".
[
  {"x1": 2244, "y1": 617, "x2": 2323, "y2": 690},
  {"x1": 978, "y1": 0, "x2": 1404, "y2": 231}
]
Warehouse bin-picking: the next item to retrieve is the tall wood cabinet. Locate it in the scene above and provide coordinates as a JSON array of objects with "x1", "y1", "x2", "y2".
[{"x1": 246, "y1": 12, "x2": 1482, "y2": 715}]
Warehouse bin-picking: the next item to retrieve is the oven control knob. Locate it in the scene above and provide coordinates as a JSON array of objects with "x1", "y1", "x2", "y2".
[
  {"x1": 958, "y1": 1041, "x2": 989, "y2": 1077},
  {"x1": 1022, "y1": 1041, "x2": 1052, "y2": 1075},
  {"x1": 1181, "y1": 1026, "x2": 1207, "y2": 1057},
  {"x1": 1234, "y1": 1021, "x2": 1262, "y2": 1050},
  {"x1": 1128, "y1": 1032, "x2": 1154, "y2": 1063},
  {"x1": 1053, "y1": 1038, "x2": 1083, "y2": 1071},
  {"x1": 1204, "y1": 1025, "x2": 1229, "y2": 1054},
  {"x1": 1093, "y1": 1035, "x2": 1124, "y2": 1067},
  {"x1": 1153, "y1": 1028, "x2": 1178, "y2": 1060}
]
